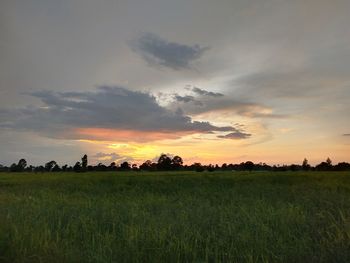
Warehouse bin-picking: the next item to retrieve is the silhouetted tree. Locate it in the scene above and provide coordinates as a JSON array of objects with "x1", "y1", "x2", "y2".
[
  {"x1": 120, "y1": 161, "x2": 131, "y2": 170},
  {"x1": 81, "y1": 154, "x2": 88, "y2": 172},
  {"x1": 73, "y1": 162, "x2": 82, "y2": 172},
  {"x1": 10, "y1": 163, "x2": 17, "y2": 172},
  {"x1": 109, "y1": 162, "x2": 117, "y2": 171},
  {"x1": 132, "y1": 164, "x2": 138, "y2": 171},
  {"x1": 221, "y1": 163, "x2": 228, "y2": 171},
  {"x1": 0, "y1": 164, "x2": 7, "y2": 172},
  {"x1": 290, "y1": 164, "x2": 301, "y2": 171},
  {"x1": 34, "y1": 165, "x2": 45, "y2": 172},
  {"x1": 25, "y1": 165, "x2": 34, "y2": 172},
  {"x1": 315, "y1": 158, "x2": 333, "y2": 171},
  {"x1": 17, "y1": 159, "x2": 27, "y2": 172},
  {"x1": 334, "y1": 162, "x2": 350, "y2": 171},
  {"x1": 171, "y1": 156, "x2": 183, "y2": 170},
  {"x1": 157, "y1": 154, "x2": 172, "y2": 170},
  {"x1": 52, "y1": 164, "x2": 61, "y2": 172},
  {"x1": 45, "y1": 161, "x2": 57, "y2": 172},
  {"x1": 3, "y1": 154, "x2": 350, "y2": 174},
  {"x1": 207, "y1": 164, "x2": 215, "y2": 172},
  {"x1": 193, "y1": 162, "x2": 204, "y2": 172},
  {"x1": 243, "y1": 161, "x2": 255, "y2": 172},
  {"x1": 96, "y1": 163, "x2": 107, "y2": 171},
  {"x1": 302, "y1": 158, "x2": 310, "y2": 171},
  {"x1": 140, "y1": 160, "x2": 153, "y2": 171}
]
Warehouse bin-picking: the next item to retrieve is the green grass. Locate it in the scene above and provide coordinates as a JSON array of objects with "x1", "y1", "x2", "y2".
[{"x1": 0, "y1": 171, "x2": 350, "y2": 262}]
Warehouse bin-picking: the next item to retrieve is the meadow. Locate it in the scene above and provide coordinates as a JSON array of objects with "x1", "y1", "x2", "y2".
[{"x1": 0, "y1": 171, "x2": 349, "y2": 262}]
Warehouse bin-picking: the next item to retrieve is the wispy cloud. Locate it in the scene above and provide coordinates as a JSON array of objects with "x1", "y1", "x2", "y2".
[
  {"x1": 167, "y1": 88, "x2": 286, "y2": 119},
  {"x1": 191, "y1": 87, "x2": 223, "y2": 97},
  {"x1": 217, "y1": 132, "x2": 251, "y2": 140},
  {"x1": 173, "y1": 94, "x2": 203, "y2": 106}
]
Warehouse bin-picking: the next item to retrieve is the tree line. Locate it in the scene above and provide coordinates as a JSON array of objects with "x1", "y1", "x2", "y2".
[{"x1": 1, "y1": 154, "x2": 350, "y2": 173}]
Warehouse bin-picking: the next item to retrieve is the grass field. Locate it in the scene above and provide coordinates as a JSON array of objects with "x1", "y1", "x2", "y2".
[{"x1": 0, "y1": 171, "x2": 350, "y2": 262}]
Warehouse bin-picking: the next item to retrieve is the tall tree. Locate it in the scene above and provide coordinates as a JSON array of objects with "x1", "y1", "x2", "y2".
[
  {"x1": 109, "y1": 162, "x2": 117, "y2": 171},
  {"x1": 157, "y1": 154, "x2": 172, "y2": 170},
  {"x1": 302, "y1": 158, "x2": 310, "y2": 171},
  {"x1": 52, "y1": 164, "x2": 61, "y2": 172},
  {"x1": 17, "y1": 159, "x2": 27, "y2": 172},
  {"x1": 171, "y1": 156, "x2": 183, "y2": 170},
  {"x1": 45, "y1": 161, "x2": 57, "y2": 172},
  {"x1": 120, "y1": 161, "x2": 131, "y2": 170},
  {"x1": 243, "y1": 161, "x2": 255, "y2": 172},
  {"x1": 73, "y1": 162, "x2": 82, "y2": 172},
  {"x1": 140, "y1": 160, "x2": 153, "y2": 171}
]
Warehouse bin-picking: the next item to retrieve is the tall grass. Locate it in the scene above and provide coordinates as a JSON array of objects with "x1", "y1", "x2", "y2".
[{"x1": 0, "y1": 171, "x2": 349, "y2": 262}]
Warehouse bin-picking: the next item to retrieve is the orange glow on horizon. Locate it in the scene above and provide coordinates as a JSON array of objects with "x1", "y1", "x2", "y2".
[{"x1": 75, "y1": 128, "x2": 198, "y2": 142}]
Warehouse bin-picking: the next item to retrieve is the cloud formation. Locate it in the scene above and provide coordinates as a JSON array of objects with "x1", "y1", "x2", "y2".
[
  {"x1": 174, "y1": 95, "x2": 195, "y2": 103},
  {"x1": 131, "y1": 33, "x2": 209, "y2": 70},
  {"x1": 217, "y1": 132, "x2": 252, "y2": 140},
  {"x1": 0, "y1": 86, "x2": 238, "y2": 142},
  {"x1": 168, "y1": 87, "x2": 285, "y2": 119},
  {"x1": 173, "y1": 94, "x2": 203, "y2": 106},
  {"x1": 93, "y1": 152, "x2": 134, "y2": 164},
  {"x1": 191, "y1": 87, "x2": 223, "y2": 97}
]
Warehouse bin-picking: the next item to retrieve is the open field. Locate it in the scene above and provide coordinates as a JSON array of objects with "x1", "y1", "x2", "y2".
[{"x1": 0, "y1": 171, "x2": 350, "y2": 262}]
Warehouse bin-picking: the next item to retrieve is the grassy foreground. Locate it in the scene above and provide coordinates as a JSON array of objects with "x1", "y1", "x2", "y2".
[{"x1": 0, "y1": 171, "x2": 350, "y2": 262}]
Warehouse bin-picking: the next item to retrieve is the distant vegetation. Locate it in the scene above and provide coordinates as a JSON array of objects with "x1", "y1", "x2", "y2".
[{"x1": 1, "y1": 154, "x2": 350, "y2": 173}]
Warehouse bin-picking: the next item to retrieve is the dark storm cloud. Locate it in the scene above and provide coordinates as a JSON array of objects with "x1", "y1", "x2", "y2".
[
  {"x1": 217, "y1": 132, "x2": 252, "y2": 140},
  {"x1": 0, "y1": 86, "x2": 235, "y2": 140},
  {"x1": 191, "y1": 87, "x2": 223, "y2": 97},
  {"x1": 131, "y1": 33, "x2": 209, "y2": 70}
]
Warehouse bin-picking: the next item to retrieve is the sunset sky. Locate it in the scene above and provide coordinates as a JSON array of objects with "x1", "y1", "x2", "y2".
[{"x1": 1, "y1": 0, "x2": 349, "y2": 166}]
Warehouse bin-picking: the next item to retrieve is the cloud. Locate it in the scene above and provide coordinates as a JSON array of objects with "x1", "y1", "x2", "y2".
[
  {"x1": 174, "y1": 95, "x2": 195, "y2": 103},
  {"x1": 167, "y1": 86, "x2": 285, "y2": 119},
  {"x1": 169, "y1": 94, "x2": 286, "y2": 118},
  {"x1": 191, "y1": 87, "x2": 223, "y2": 97},
  {"x1": 343, "y1": 134, "x2": 350, "y2": 136},
  {"x1": 217, "y1": 131, "x2": 252, "y2": 140},
  {"x1": 93, "y1": 152, "x2": 121, "y2": 159},
  {"x1": 130, "y1": 32, "x2": 209, "y2": 70},
  {"x1": 0, "y1": 86, "x2": 236, "y2": 142},
  {"x1": 233, "y1": 71, "x2": 325, "y2": 99},
  {"x1": 92, "y1": 152, "x2": 134, "y2": 164},
  {"x1": 173, "y1": 94, "x2": 203, "y2": 106}
]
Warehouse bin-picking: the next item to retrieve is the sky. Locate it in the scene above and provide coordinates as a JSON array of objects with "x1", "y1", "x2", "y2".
[{"x1": 1, "y1": 0, "x2": 350, "y2": 166}]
